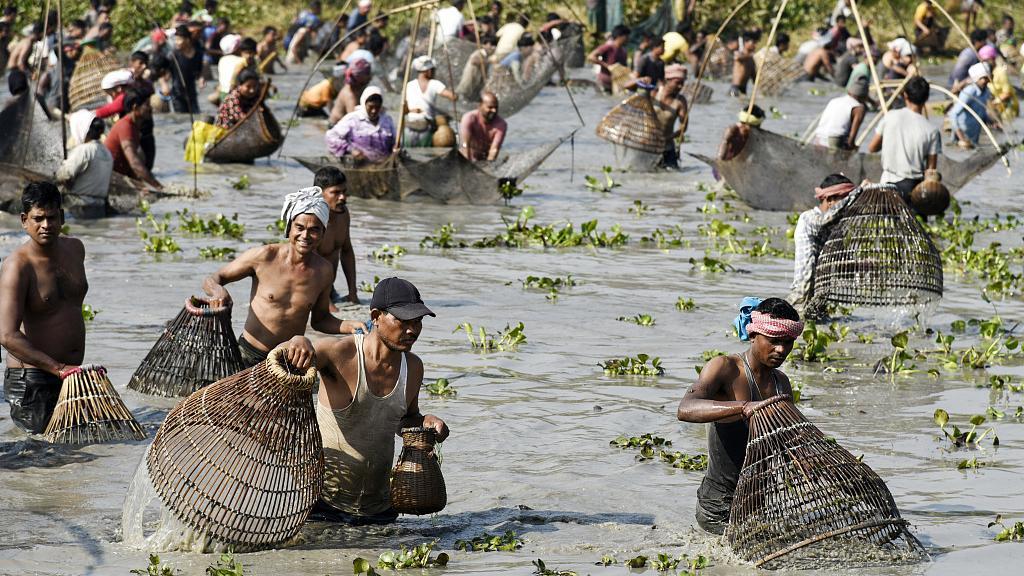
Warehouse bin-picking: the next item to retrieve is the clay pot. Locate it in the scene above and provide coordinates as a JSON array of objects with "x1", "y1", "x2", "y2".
[
  {"x1": 432, "y1": 115, "x2": 456, "y2": 148},
  {"x1": 910, "y1": 169, "x2": 950, "y2": 216}
]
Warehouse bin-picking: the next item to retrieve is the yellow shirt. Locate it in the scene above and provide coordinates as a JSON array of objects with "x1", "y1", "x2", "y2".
[
  {"x1": 301, "y1": 79, "x2": 337, "y2": 109},
  {"x1": 991, "y1": 62, "x2": 1019, "y2": 118},
  {"x1": 913, "y1": 2, "x2": 932, "y2": 24}
]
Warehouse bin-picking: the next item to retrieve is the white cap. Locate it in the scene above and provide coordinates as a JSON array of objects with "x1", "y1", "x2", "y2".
[
  {"x1": 219, "y1": 34, "x2": 242, "y2": 55},
  {"x1": 358, "y1": 0, "x2": 372, "y2": 8},
  {"x1": 413, "y1": 55, "x2": 436, "y2": 72},
  {"x1": 968, "y1": 62, "x2": 991, "y2": 82},
  {"x1": 887, "y1": 38, "x2": 914, "y2": 57},
  {"x1": 101, "y1": 68, "x2": 134, "y2": 90},
  {"x1": 360, "y1": 85, "x2": 383, "y2": 107}
]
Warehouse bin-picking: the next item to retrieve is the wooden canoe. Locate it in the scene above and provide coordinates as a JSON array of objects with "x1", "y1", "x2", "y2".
[
  {"x1": 205, "y1": 88, "x2": 284, "y2": 164},
  {"x1": 688, "y1": 128, "x2": 1008, "y2": 212}
]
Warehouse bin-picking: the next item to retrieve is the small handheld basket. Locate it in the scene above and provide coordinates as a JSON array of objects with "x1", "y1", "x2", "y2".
[
  {"x1": 128, "y1": 296, "x2": 245, "y2": 397},
  {"x1": 596, "y1": 92, "x2": 667, "y2": 154},
  {"x1": 391, "y1": 427, "x2": 447, "y2": 515},
  {"x1": 44, "y1": 365, "x2": 146, "y2": 444},
  {"x1": 145, "y1": 347, "x2": 323, "y2": 551},
  {"x1": 727, "y1": 398, "x2": 928, "y2": 569}
]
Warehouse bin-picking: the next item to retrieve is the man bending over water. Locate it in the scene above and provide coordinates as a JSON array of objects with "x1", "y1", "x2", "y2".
[
  {"x1": 677, "y1": 297, "x2": 801, "y2": 534},
  {"x1": 285, "y1": 277, "x2": 449, "y2": 524},
  {"x1": 203, "y1": 187, "x2": 358, "y2": 368},
  {"x1": 0, "y1": 182, "x2": 87, "y2": 433}
]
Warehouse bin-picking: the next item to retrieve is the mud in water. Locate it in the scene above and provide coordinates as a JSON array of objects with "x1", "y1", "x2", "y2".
[{"x1": 1, "y1": 57, "x2": 1024, "y2": 575}]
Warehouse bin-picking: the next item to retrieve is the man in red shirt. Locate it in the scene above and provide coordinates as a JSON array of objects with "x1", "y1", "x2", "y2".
[
  {"x1": 105, "y1": 89, "x2": 162, "y2": 189},
  {"x1": 459, "y1": 91, "x2": 506, "y2": 161},
  {"x1": 587, "y1": 24, "x2": 630, "y2": 93}
]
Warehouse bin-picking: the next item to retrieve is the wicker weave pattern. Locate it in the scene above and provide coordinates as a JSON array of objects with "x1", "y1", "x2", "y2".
[
  {"x1": 129, "y1": 296, "x2": 245, "y2": 397},
  {"x1": 756, "y1": 52, "x2": 806, "y2": 97},
  {"x1": 727, "y1": 399, "x2": 927, "y2": 569},
  {"x1": 44, "y1": 365, "x2": 146, "y2": 444},
  {"x1": 596, "y1": 92, "x2": 667, "y2": 154},
  {"x1": 812, "y1": 184, "x2": 943, "y2": 307},
  {"x1": 146, "y1": 348, "x2": 323, "y2": 550},
  {"x1": 391, "y1": 427, "x2": 447, "y2": 515},
  {"x1": 68, "y1": 48, "x2": 122, "y2": 111},
  {"x1": 681, "y1": 82, "x2": 713, "y2": 105}
]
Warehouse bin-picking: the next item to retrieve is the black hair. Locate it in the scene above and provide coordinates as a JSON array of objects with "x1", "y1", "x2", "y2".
[
  {"x1": 903, "y1": 75, "x2": 930, "y2": 105},
  {"x1": 491, "y1": 0, "x2": 502, "y2": 11},
  {"x1": 262, "y1": 25, "x2": 277, "y2": 35},
  {"x1": 819, "y1": 173, "x2": 852, "y2": 189},
  {"x1": 835, "y1": 14, "x2": 846, "y2": 23},
  {"x1": 748, "y1": 104, "x2": 765, "y2": 119},
  {"x1": 611, "y1": 24, "x2": 630, "y2": 39},
  {"x1": 546, "y1": 12, "x2": 560, "y2": 22},
  {"x1": 31, "y1": 21, "x2": 43, "y2": 36},
  {"x1": 150, "y1": 53, "x2": 170, "y2": 75},
  {"x1": 178, "y1": 1, "x2": 193, "y2": 13},
  {"x1": 99, "y1": 22, "x2": 113, "y2": 32},
  {"x1": 8, "y1": 68, "x2": 27, "y2": 95},
  {"x1": 239, "y1": 37, "x2": 257, "y2": 52},
  {"x1": 776, "y1": 32, "x2": 789, "y2": 47},
  {"x1": 21, "y1": 181, "x2": 62, "y2": 214},
  {"x1": 0, "y1": 22, "x2": 8, "y2": 35},
  {"x1": 130, "y1": 50, "x2": 149, "y2": 64},
  {"x1": 2, "y1": 5, "x2": 16, "y2": 17},
  {"x1": 314, "y1": 166, "x2": 346, "y2": 189},
  {"x1": 205, "y1": 0, "x2": 218, "y2": 10},
  {"x1": 70, "y1": 18, "x2": 87, "y2": 30},
  {"x1": 86, "y1": 117, "x2": 105, "y2": 141},
  {"x1": 742, "y1": 30, "x2": 758, "y2": 42},
  {"x1": 175, "y1": 24, "x2": 190, "y2": 38},
  {"x1": 236, "y1": 68, "x2": 260, "y2": 86},
  {"x1": 309, "y1": 0, "x2": 321, "y2": 10},
  {"x1": 364, "y1": 92, "x2": 383, "y2": 105},
  {"x1": 970, "y1": 28, "x2": 988, "y2": 44},
  {"x1": 367, "y1": 33, "x2": 386, "y2": 55},
  {"x1": 478, "y1": 15, "x2": 492, "y2": 25},
  {"x1": 122, "y1": 88, "x2": 146, "y2": 112},
  {"x1": 516, "y1": 13, "x2": 529, "y2": 27},
  {"x1": 452, "y1": 0, "x2": 466, "y2": 8},
  {"x1": 755, "y1": 297, "x2": 800, "y2": 322},
  {"x1": 517, "y1": 33, "x2": 534, "y2": 48},
  {"x1": 1002, "y1": 14, "x2": 1014, "y2": 25}
]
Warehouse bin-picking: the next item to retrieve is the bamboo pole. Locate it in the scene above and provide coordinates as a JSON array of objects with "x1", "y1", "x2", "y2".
[
  {"x1": 745, "y1": 0, "x2": 790, "y2": 117},
  {"x1": 928, "y1": 83, "x2": 1010, "y2": 175},
  {"x1": 464, "y1": 0, "x2": 488, "y2": 84},
  {"x1": 848, "y1": 0, "x2": 888, "y2": 115},
  {"x1": 395, "y1": 6, "x2": 426, "y2": 152},
  {"x1": 428, "y1": 9, "x2": 437, "y2": 58},
  {"x1": 57, "y1": 0, "x2": 66, "y2": 159},
  {"x1": 682, "y1": 0, "x2": 752, "y2": 134}
]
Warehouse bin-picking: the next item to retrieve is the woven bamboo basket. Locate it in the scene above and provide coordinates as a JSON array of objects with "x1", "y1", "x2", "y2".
[
  {"x1": 391, "y1": 426, "x2": 447, "y2": 515},
  {"x1": 706, "y1": 45, "x2": 733, "y2": 79},
  {"x1": 128, "y1": 296, "x2": 245, "y2": 397},
  {"x1": 596, "y1": 92, "x2": 667, "y2": 155},
  {"x1": 607, "y1": 63, "x2": 634, "y2": 95},
  {"x1": 146, "y1": 347, "x2": 323, "y2": 550},
  {"x1": 727, "y1": 398, "x2": 928, "y2": 569},
  {"x1": 68, "y1": 48, "x2": 122, "y2": 111},
  {"x1": 811, "y1": 184, "x2": 943, "y2": 307},
  {"x1": 44, "y1": 365, "x2": 146, "y2": 444},
  {"x1": 756, "y1": 52, "x2": 806, "y2": 97}
]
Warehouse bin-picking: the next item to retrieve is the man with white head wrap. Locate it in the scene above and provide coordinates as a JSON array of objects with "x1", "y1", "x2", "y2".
[
  {"x1": 949, "y1": 62, "x2": 997, "y2": 149},
  {"x1": 404, "y1": 55, "x2": 457, "y2": 147},
  {"x1": 325, "y1": 85, "x2": 396, "y2": 162},
  {"x1": 56, "y1": 112, "x2": 113, "y2": 217},
  {"x1": 216, "y1": 33, "x2": 244, "y2": 100},
  {"x1": 94, "y1": 69, "x2": 134, "y2": 119},
  {"x1": 203, "y1": 186, "x2": 359, "y2": 368}
]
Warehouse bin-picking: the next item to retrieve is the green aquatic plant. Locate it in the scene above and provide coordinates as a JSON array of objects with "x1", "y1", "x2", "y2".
[
  {"x1": 522, "y1": 275, "x2": 577, "y2": 301},
  {"x1": 420, "y1": 223, "x2": 467, "y2": 248},
  {"x1": 355, "y1": 541, "x2": 449, "y2": 573},
  {"x1": 499, "y1": 179, "x2": 525, "y2": 205},
  {"x1": 371, "y1": 244, "x2": 406, "y2": 263},
  {"x1": 641, "y1": 226, "x2": 688, "y2": 249},
  {"x1": 472, "y1": 207, "x2": 628, "y2": 248},
  {"x1": 601, "y1": 354, "x2": 664, "y2": 376},
  {"x1": 688, "y1": 255, "x2": 734, "y2": 273},
  {"x1": 792, "y1": 321, "x2": 838, "y2": 363},
  {"x1": 131, "y1": 554, "x2": 179, "y2": 576},
  {"x1": 610, "y1": 433, "x2": 672, "y2": 459},
  {"x1": 230, "y1": 174, "x2": 250, "y2": 190},
  {"x1": 178, "y1": 209, "x2": 245, "y2": 239},
  {"x1": 137, "y1": 211, "x2": 181, "y2": 254},
  {"x1": 205, "y1": 552, "x2": 244, "y2": 576},
  {"x1": 81, "y1": 304, "x2": 99, "y2": 322},
  {"x1": 675, "y1": 297, "x2": 696, "y2": 311},
  {"x1": 595, "y1": 554, "x2": 617, "y2": 566},
  {"x1": 990, "y1": 515, "x2": 1024, "y2": 542},
  {"x1": 455, "y1": 322, "x2": 526, "y2": 352},
  {"x1": 425, "y1": 378, "x2": 457, "y2": 397},
  {"x1": 625, "y1": 555, "x2": 648, "y2": 568},
  {"x1": 265, "y1": 218, "x2": 286, "y2": 234},
  {"x1": 629, "y1": 199, "x2": 652, "y2": 216},
  {"x1": 198, "y1": 246, "x2": 236, "y2": 260},
  {"x1": 584, "y1": 165, "x2": 620, "y2": 192},
  {"x1": 884, "y1": 331, "x2": 919, "y2": 377},
  {"x1": 617, "y1": 313, "x2": 656, "y2": 326},
  {"x1": 455, "y1": 529, "x2": 523, "y2": 552},
  {"x1": 659, "y1": 450, "x2": 709, "y2": 471},
  {"x1": 957, "y1": 456, "x2": 986, "y2": 470},
  {"x1": 934, "y1": 409, "x2": 999, "y2": 448},
  {"x1": 532, "y1": 559, "x2": 576, "y2": 576},
  {"x1": 359, "y1": 275, "x2": 382, "y2": 293}
]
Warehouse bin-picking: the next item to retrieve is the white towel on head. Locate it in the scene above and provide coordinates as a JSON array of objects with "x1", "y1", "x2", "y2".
[
  {"x1": 968, "y1": 62, "x2": 991, "y2": 82},
  {"x1": 281, "y1": 186, "x2": 330, "y2": 230},
  {"x1": 69, "y1": 109, "x2": 97, "y2": 145}
]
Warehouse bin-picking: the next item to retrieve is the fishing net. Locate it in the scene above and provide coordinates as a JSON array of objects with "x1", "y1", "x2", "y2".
[
  {"x1": 755, "y1": 51, "x2": 806, "y2": 97},
  {"x1": 44, "y1": 365, "x2": 146, "y2": 444},
  {"x1": 0, "y1": 91, "x2": 64, "y2": 174},
  {"x1": 727, "y1": 398, "x2": 928, "y2": 569},
  {"x1": 706, "y1": 44, "x2": 734, "y2": 80},
  {"x1": 596, "y1": 92, "x2": 666, "y2": 154},
  {"x1": 682, "y1": 82, "x2": 713, "y2": 105},
  {"x1": 142, "y1": 347, "x2": 322, "y2": 551},
  {"x1": 391, "y1": 427, "x2": 447, "y2": 515},
  {"x1": 68, "y1": 48, "x2": 122, "y2": 111},
  {"x1": 483, "y1": 46, "x2": 560, "y2": 117},
  {"x1": 811, "y1": 184, "x2": 943, "y2": 307},
  {"x1": 128, "y1": 296, "x2": 245, "y2": 398}
]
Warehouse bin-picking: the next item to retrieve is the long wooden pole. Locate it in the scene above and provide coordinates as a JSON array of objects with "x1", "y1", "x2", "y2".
[
  {"x1": 854, "y1": 75, "x2": 911, "y2": 147},
  {"x1": 682, "y1": 0, "x2": 752, "y2": 134},
  {"x1": 57, "y1": 0, "x2": 66, "y2": 159},
  {"x1": 394, "y1": 6, "x2": 426, "y2": 152},
  {"x1": 745, "y1": 0, "x2": 789, "y2": 116},
  {"x1": 464, "y1": 0, "x2": 488, "y2": 84},
  {"x1": 848, "y1": 0, "x2": 888, "y2": 115},
  {"x1": 428, "y1": 9, "x2": 438, "y2": 58}
]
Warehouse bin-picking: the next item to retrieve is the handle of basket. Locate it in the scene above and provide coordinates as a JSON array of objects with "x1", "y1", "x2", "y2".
[
  {"x1": 752, "y1": 394, "x2": 791, "y2": 414},
  {"x1": 59, "y1": 364, "x2": 105, "y2": 379},
  {"x1": 266, "y1": 346, "x2": 320, "y2": 389},
  {"x1": 186, "y1": 295, "x2": 230, "y2": 316}
]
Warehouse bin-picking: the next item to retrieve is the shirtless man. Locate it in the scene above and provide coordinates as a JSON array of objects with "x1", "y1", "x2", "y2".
[
  {"x1": 677, "y1": 297, "x2": 801, "y2": 534},
  {"x1": 0, "y1": 182, "x2": 87, "y2": 433},
  {"x1": 718, "y1": 105, "x2": 765, "y2": 161},
  {"x1": 654, "y1": 64, "x2": 689, "y2": 169},
  {"x1": 202, "y1": 187, "x2": 355, "y2": 367},
  {"x1": 6, "y1": 22, "x2": 42, "y2": 73},
  {"x1": 729, "y1": 31, "x2": 758, "y2": 97},
  {"x1": 313, "y1": 167, "x2": 359, "y2": 310},
  {"x1": 284, "y1": 277, "x2": 449, "y2": 524}
]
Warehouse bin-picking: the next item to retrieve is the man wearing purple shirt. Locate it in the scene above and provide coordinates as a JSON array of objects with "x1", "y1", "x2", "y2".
[
  {"x1": 325, "y1": 86, "x2": 395, "y2": 163},
  {"x1": 949, "y1": 28, "x2": 987, "y2": 90}
]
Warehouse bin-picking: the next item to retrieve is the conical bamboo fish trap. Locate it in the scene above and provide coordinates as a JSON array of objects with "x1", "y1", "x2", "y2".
[
  {"x1": 681, "y1": 82, "x2": 713, "y2": 105},
  {"x1": 756, "y1": 51, "x2": 806, "y2": 97},
  {"x1": 727, "y1": 398, "x2": 927, "y2": 569},
  {"x1": 391, "y1": 427, "x2": 447, "y2": 515},
  {"x1": 596, "y1": 92, "x2": 667, "y2": 154},
  {"x1": 812, "y1": 184, "x2": 943, "y2": 307},
  {"x1": 145, "y1": 347, "x2": 323, "y2": 550},
  {"x1": 128, "y1": 296, "x2": 245, "y2": 397},
  {"x1": 68, "y1": 48, "x2": 122, "y2": 112},
  {"x1": 44, "y1": 365, "x2": 146, "y2": 444}
]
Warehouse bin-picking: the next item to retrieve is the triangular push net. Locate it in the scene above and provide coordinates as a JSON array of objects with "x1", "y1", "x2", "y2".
[
  {"x1": 726, "y1": 398, "x2": 928, "y2": 569},
  {"x1": 596, "y1": 92, "x2": 666, "y2": 154},
  {"x1": 812, "y1": 184, "x2": 942, "y2": 307}
]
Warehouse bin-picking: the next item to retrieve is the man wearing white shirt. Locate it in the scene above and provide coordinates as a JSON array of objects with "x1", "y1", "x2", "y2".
[{"x1": 436, "y1": 0, "x2": 465, "y2": 40}]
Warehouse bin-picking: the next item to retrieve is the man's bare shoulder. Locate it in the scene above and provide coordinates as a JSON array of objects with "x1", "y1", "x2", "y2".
[
  {"x1": 60, "y1": 236, "x2": 86, "y2": 258},
  {"x1": 702, "y1": 353, "x2": 741, "y2": 383},
  {"x1": 314, "y1": 334, "x2": 357, "y2": 363}
]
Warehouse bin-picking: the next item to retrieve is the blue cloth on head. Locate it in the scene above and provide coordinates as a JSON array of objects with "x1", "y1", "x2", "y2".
[{"x1": 734, "y1": 296, "x2": 762, "y2": 341}]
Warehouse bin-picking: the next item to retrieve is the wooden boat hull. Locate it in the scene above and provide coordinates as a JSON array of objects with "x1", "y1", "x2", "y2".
[
  {"x1": 689, "y1": 129, "x2": 1007, "y2": 212},
  {"x1": 205, "y1": 105, "x2": 284, "y2": 164}
]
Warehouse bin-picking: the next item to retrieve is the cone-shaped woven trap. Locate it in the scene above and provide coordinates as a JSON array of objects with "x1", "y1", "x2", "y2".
[
  {"x1": 726, "y1": 398, "x2": 928, "y2": 569},
  {"x1": 756, "y1": 52, "x2": 807, "y2": 97},
  {"x1": 44, "y1": 365, "x2": 146, "y2": 444},
  {"x1": 596, "y1": 92, "x2": 667, "y2": 154},
  {"x1": 812, "y1": 184, "x2": 943, "y2": 307},
  {"x1": 145, "y1": 347, "x2": 323, "y2": 551},
  {"x1": 68, "y1": 48, "x2": 122, "y2": 112},
  {"x1": 128, "y1": 296, "x2": 245, "y2": 397},
  {"x1": 391, "y1": 427, "x2": 447, "y2": 515}
]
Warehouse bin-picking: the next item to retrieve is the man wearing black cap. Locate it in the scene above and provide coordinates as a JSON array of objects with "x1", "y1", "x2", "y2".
[{"x1": 286, "y1": 277, "x2": 449, "y2": 524}]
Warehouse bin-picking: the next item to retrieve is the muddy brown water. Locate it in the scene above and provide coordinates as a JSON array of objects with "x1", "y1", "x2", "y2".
[{"x1": 1, "y1": 60, "x2": 1023, "y2": 575}]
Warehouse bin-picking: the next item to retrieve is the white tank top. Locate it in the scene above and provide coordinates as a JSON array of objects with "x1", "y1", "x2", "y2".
[{"x1": 814, "y1": 94, "x2": 863, "y2": 144}]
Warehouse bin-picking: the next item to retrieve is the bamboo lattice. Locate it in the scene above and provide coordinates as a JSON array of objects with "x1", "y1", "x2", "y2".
[
  {"x1": 756, "y1": 51, "x2": 806, "y2": 97},
  {"x1": 812, "y1": 184, "x2": 943, "y2": 307},
  {"x1": 128, "y1": 296, "x2": 245, "y2": 397},
  {"x1": 727, "y1": 398, "x2": 928, "y2": 569},
  {"x1": 44, "y1": 365, "x2": 146, "y2": 444},
  {"x1": 596, "y1": 92, "x2": 667, "y2": 154},
  {"x1": 391, "y1": 427, "x2": 447, "y2": 515},
  {"x1": 68, "y1": 48, "x2": 122, "y2": 112},
  {"x1": 146, "y1": 347, "x2": 323, "y2": 550}
]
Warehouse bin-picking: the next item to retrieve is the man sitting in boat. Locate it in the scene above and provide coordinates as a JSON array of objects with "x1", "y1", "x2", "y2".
[
  {"x1": 654, "y1": 64, "x2": 689, "y2": 169},
  {"x1": 949, "y1": 62, "x2": 999, "y2": 150},
  {"x1": 404, "y1": 56, "x2": 458, "y2": 147},
  {"x1": 789, "y1": 174, "x2": 858, "y2": 309},
  {"x1": 677, "y1": 297, "x2": 800, "y2": 534},
  {"x1": 497, "y1": 34, "x2": 535, "y2": 86},
  {"x1": 214, "y1": 69, "x2": 261, "y2": 130},
  {"x1": 325, "y1": 86, "x2": 396, "y2": 164},
  {"x1": 867, "y1": 76, "x2": 940, "y2": 201},
  {"x1": 718, "y1": 105, "x2": 765, "y2": 161},
  {"x1": 812, "y1": 76, "x2": 868, "y2": 150},
  {"x1": 105, "y1": 89, "x2": 162, "y2": 190},
  {"x1": 459, "y1": 91, "x2": 506, "y2": 161},
  {"x1": 833, "y1": 37, "x2": 863, "y2": 88},
  {"x1": 56, "y1": 111, "x2": 113, "y2": 217}
]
